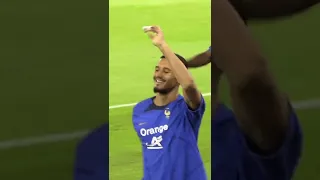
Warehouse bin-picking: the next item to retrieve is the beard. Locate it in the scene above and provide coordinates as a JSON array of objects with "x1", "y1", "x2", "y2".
[{"x1": 153, "y1": 85, "x2": 176, "y2": 95}]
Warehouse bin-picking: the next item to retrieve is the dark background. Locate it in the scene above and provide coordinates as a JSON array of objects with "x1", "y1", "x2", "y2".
[{"x1": 0, "y1": 0, "x2": 108, "y2": 179}]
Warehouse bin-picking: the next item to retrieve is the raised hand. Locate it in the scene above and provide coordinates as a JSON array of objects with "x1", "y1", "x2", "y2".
[{"x1": 143, "y1": 26, "x2": 166, "y2": 47}]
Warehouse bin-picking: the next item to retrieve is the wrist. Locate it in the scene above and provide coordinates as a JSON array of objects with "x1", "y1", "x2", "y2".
[{"x1": 157, "y1": 42, "x2": 169, "y2": 50}]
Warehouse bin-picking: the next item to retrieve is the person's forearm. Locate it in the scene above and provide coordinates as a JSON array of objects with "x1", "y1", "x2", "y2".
[
  {"x1": 212, "y1": 0, "x2": 288, "y2": 151},
  {"x1": 243, "y1": 0, "x2": 318, "y2": 19},
  {"x1": 211, "y1": 0, "x2": 268, "y2": 86},
  {"x1": 211, "y1": 64, "x2": 223, "y2": 111},
  {"x1": 229, "y1": 0, "x2": 319, "y2": 20},
  {"x1": 187, "y1": 51, "x2": 211, "y2": 68},
  {"x1": 158, "y1": 43, "x2": 195, "y2": 89}
]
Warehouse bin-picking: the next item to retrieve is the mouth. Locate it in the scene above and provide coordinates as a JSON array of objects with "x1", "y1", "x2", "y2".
[{"x1": 155, "y1": 78, "x2": 165, "y2": 85}]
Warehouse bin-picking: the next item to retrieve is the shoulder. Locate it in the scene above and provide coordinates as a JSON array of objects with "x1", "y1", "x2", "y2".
[{"x1": 133, "y1": 97, "x2": 153, "y2": 113}]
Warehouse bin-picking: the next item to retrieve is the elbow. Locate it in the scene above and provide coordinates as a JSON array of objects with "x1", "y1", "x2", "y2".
[
  {"x1": 234, "y1": 60, "x2": 279, "y2": 105},
  {"x1": 181, "y1": 79, "x2": 196, "y2": 90},
  {"x1": 235, "y1": 57, "x2": 273, "y2": 90},
  {"x1": 237, "y1": 70, "x2": 277, "y2": 100}
]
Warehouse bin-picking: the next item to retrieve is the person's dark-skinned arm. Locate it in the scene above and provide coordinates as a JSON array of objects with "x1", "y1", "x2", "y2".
[
  {"x1": 146, "y1": 26, "x2": 202, "y2": 110},
  {"x1": 229, "y1": 0, "x2": 319, "y2": 20},
  {"x1": 211, "y1": 62, "x2": 223, "y2": 113},
  {"x1": 186, "y1": 47, "x2": 222, "y2": 111},
  {"x1": 212, "y1": 0, "x2": 289, "y2": 152},
  {"x1": 187, "y1": 48, "x2": 211, "y2": 68}
]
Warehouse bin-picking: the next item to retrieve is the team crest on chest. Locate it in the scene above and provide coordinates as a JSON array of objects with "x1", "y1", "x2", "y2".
[{"x1": 164, "y1": 108, "x2": 171, "y2": 119}]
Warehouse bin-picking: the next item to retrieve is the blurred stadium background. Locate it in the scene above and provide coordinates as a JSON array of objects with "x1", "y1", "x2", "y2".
[
  {"x1": 109, "y1": 0, "x2": 320, "y2": 179},
  {"x1": 0, "y1": 0, "x2": 107, "y2": 179},
  {"x1": 0, "y1": 0, "x2": 319, "y2": 179}
]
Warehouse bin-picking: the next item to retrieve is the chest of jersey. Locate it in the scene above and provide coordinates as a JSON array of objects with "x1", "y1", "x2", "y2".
[{"x1": 133, "y1": 107, "x2": 184, "y2": 150}]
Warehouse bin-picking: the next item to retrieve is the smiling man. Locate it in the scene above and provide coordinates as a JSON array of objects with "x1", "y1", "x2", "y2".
[{"x1": 132, "y1": 26, "x2": 207, "y2": 180}]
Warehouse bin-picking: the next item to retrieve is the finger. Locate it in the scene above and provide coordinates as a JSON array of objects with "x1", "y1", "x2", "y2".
[
  {"x1": 146, "y1": 31, "x2": 154, "y2": 39},
  {"x1": 142, "y1": 26, "x2": 152, "y2": 32},
  {"x1": 146, "y1": 31, "x2": 157, "y2": 39},
  {"x1": 151, "y1": 26, "x2": 161, "y2": 33},
  {"x1": 152, "y1": 26, "x2": 164, "y2": 37},
  {"x1": 144, "y1": 29, "x2": 157, "y2": 34},
  {"x1": 142, "y1": 26, "x2": 157, "y2": 34}
]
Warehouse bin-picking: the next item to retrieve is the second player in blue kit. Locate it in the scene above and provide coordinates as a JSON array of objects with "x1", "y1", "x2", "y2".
[{"x1": 132, "y1": 26, "x2": 207, "y2": 180}]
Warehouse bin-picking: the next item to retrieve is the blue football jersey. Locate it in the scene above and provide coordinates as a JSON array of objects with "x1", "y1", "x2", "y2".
[
  {"x1": 212, "y1": 103, "x2": 303, "y2": 180},
  {"x1": 132, "y1": 95, "x2": 207, "y2": 180}
]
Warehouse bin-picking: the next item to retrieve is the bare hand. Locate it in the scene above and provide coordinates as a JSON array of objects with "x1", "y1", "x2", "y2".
[{"x1": 144, "y1": 26, "x2": 166, "y2": 47}]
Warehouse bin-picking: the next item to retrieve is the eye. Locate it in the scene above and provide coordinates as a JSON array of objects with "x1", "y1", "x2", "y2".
[{"x1": 163, "y1": 68, "x2": 170, "y2": 73}]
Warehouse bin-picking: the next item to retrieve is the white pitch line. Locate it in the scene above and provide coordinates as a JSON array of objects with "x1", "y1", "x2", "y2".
[
  {"x1": 0, "y1": 131, "x2": 90, "y2": 150},
  {"x1": 0, "y1": 96, "x2": 320, "y2": 150},
  {"x1": 109, "y1": 92, "x2": 212, "y2": 109}
]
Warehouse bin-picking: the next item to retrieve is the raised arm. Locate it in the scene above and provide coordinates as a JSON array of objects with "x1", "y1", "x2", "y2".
[
  {"x1": 145, "y1": 26, "x2": 202, "y2": 110},
  {"x1": 211, "y1": 0, "x2": 289, "y2": 152},
  {"x1": 186, "y1": 47, "x2": 223, "y2": 111},
  {"x1": 187, "y1": 47, "x2": 211, "y2": 68}
]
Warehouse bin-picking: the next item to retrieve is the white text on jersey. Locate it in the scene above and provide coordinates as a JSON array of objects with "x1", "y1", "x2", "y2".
[{"x1": 140, "y1": 124, "x2": 168, "y2": 137}]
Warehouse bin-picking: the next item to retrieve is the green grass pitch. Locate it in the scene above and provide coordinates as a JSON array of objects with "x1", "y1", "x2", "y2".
[
  {"x1": 109, "y1": 1, "x2": 320, "y2": 179},
  {"x1": 0, "y1": 0, "x2": 319, "y2": 179},
  {"x1": 109, "y1": 0, "x2": 211, "y2": 179}
]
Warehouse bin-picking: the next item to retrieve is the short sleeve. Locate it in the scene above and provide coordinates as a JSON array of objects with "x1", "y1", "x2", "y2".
[
  {"x1": 132, "y1": 102, "x2": 144, "y2": 131},
  {"x1": 184, "y1": 95, "x2": 206, "y2": 129},
  {"x1": 132, "y1": 105, "x2": 138, "y2": 130},
  {"x1": 240, "y1": 104, "x2": 303, "y2": 179}
]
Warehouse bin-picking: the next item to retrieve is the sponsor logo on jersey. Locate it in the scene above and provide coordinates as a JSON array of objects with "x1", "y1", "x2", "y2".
[
  {"x1": 145, "y1": 136, "x2": 163, "y2": 149},
  {"x1": 140, "y1": 124, "x2": 169, "y2": 150},
  {"x1": 140, "y1": 124, "x2": 168, "y2": 137}
]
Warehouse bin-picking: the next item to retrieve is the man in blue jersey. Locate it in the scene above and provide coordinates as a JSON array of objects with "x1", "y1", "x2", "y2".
[
  {"x1": 132, "y1": 26, "x2": 207, "y2": 180},
  {"x1": 186, "y1": 0, "x2": 303, "y2": 179}
]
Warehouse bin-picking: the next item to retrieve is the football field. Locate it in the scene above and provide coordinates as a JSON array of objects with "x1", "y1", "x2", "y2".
[
  {"x1": 109, "y1": 1, "x2": 320, "y2": 180},
  {"x1": 109, "y1": 0, "x2": 211, "y2": 179},
  {"x1": 0, "y1": 0, "x2": 319, "y2": 179},
  {"x1": 0, "y1": 0, "x2": 108, "y2": 179}
]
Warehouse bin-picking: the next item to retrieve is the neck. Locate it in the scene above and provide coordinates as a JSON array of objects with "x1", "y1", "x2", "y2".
[{"x1": 154, "y1": 88, "x2": 179, "y2": 106}]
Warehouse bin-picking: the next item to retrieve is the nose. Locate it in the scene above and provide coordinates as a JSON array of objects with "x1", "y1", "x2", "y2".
[{"x1": 154, "y1": 70, "x2": 163, "y2": 77}]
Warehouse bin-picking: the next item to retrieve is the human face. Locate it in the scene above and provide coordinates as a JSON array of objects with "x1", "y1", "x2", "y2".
[{"x1": 153, "y1": 58, "x2": 179, "y2": 94}]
